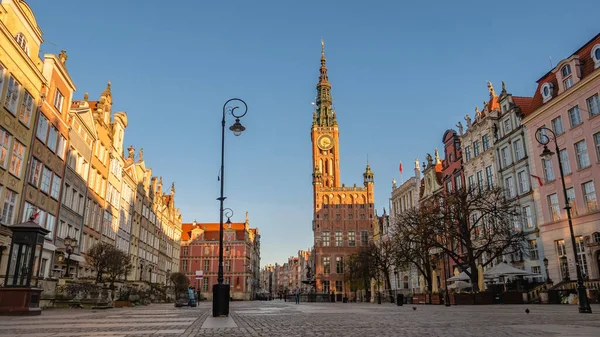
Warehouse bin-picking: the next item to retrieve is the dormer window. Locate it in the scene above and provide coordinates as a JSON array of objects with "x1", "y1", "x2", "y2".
[
  {"x1": 14, "y1": 33, "x2": 29, "y2": 55},
  {"x1": 591, "y1": 44, "x2": 600, "y2": 69},
  {"x1": 541, "y1": 82, "x2": 554, "y2": 103},
  {"x1": 561, "y1": 65, "x2": 573, "y2": 89}
]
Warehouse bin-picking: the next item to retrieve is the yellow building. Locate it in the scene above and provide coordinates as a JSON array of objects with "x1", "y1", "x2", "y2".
[{"x1": 0, "y1": 0, "x2": 45, "y2": 277}]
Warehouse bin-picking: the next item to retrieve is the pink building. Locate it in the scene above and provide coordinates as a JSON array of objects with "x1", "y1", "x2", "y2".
[{"x1": 522, "y1": 33, "x2": 600, "y2": 283}]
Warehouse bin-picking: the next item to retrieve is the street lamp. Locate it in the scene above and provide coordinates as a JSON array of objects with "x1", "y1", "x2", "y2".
[
  {"x1": 535, "y1": 126, "x2": 592, "y2": 314},
  {"x1": 63, "y1": 235, "x2": 77, "y2": 278},
  {"x1": 214, "y1": 98, "x2": 248, "y2": 317}
]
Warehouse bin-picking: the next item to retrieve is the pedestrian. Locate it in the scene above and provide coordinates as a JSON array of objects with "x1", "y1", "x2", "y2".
[{"x1": 295, "y1": 286, "x2": 300, "y2": 304}]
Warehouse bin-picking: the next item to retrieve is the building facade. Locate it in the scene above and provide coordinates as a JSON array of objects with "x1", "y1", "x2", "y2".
[
  {"x1": 522, "y1": 33, "x2": 600, "y2": 282},
  {"x1": 0, "y1": 0, "x2": 45, "y2": 278},
  {"x1": 180, "y1": 217, "x2": 260, "y2": 300},
  {"x1": 311, "y1": 41, "x2": 375, "y2": 296}
]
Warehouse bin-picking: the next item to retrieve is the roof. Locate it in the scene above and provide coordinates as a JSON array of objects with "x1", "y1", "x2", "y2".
[
  {"x1": 528, "y1": 33, "x2": 600, "y2": 114},
  {"x1": 181, "y1": 222, "x2": 246, "y2": 241},
  {"x1": 511, "y1": 96, "x2": 534, "y2": 115}
]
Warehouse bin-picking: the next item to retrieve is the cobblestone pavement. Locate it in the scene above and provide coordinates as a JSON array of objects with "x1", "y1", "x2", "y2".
[{"x1": 0, "y1": 301, "x2": 598, "y2": 336}]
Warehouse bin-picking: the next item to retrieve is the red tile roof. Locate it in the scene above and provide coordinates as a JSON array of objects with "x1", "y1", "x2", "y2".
[
  {"x1": 512, "y1": 96, "x2": 534, "y2": 115},
  {"x1": 527, "y1": 33, "x2": 600, "y2": 115}
]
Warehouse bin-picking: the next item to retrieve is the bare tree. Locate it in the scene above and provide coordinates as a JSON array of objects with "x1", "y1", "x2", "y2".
[
  {"x1": 433, "y1": 186, "x2": 527, "y2": 291},
  {"x1": 391, "y1": 202, "x2": 440, "y2": 293},
  {"x1": 87, "y1": 242, "x2": 113, "y2": 282},
  {"x1": 371, "y1": 241, "x2": 396, "y2": 302},
  {"x1": 346, "y1": 246, "x2": 377, "y2": 300},
  {"x1": 104, "y1": 247, "x2": 132, "y2": 289},
  {"x1": 169, "y1": 272, "x2": 189, "y2": 299}
]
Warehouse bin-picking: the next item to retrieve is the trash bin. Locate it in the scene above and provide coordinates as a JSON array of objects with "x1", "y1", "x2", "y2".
[{"x1": 396, "y1": 293, "x2": 404, "y2": 306}]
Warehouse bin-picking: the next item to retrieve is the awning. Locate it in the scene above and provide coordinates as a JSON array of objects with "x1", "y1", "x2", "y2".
[
  {"x1": 68, "y1": 254, "x2": 86, "y2": 263},
  {"x1": 43, "y1": 241, "x2": 57, "y2": 251}
]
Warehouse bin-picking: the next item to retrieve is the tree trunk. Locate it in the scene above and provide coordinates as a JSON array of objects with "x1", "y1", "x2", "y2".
[
  {"x1": 469, "y1": 262, "x2": 480, "y2": 292},
  {"x1": 384, "y1": 271, "x2": 393, "y2": 303}
]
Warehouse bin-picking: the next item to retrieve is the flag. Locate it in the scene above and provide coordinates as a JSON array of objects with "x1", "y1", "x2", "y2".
[
  {"x1": 29, "y1": 211, "x2": 40, "y2": 222},
  {"x1": 399, "y1": 162, "x2": 403, "y2": 174},
  {"x1": 531, "y1": 174, "x2": 543, "y2": 187}
]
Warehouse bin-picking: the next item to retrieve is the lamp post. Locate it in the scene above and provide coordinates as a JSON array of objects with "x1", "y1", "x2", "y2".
[
  {"x1": 535, "y1": 126, "x2": 592, "y2": 314},
  {"x1": 63, "y1": 235, "x2": 77, "y2": 278},
  {"x1": 213, "y1": 98, "x2": 248, "y2": 317}
]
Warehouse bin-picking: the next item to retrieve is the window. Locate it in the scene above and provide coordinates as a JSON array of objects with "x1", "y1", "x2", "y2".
[
  {"x1": 9, "y1": 140, "x2": 25, "y2": 177},
  {"x1": 4, "y1": 75, "x2": 21, "y2": 113},
  {"x1": 454, "y1": 174, "x2": 462, "y2": 190},
  {"x1": 548, "y1": 194, "x2": 560, "y2": 221},
  {"x1": 541, "y1": 83, "x2": 554, "y2": 102},
  {"x1": 36, "y1": 114, "x2": 49, "y2": 143},
  {"x1": 505, "y1": 177, "x2": 515, "y2": 198},
  {"x1": 575, "y1": 140, "x2": 590, "y2": 169},
  {"x1": 322, "y1": 231, "x2": 330, "y2": 247},
  {"x1": 482, "y1": 134, "x2": 490, "y2": 151},
  {"x1": 360, "y1": 231, "x2": 368, "y2": 246},
  {"x1": 485, "y1": 166, "x2": 493, "y2": 189},
  {"x1": 556, "y1": 149, "x2": 571, "y2": 175},
  {"x1": 29, "y1": 157, "x2": 42, "y2": 187},
  {"x1": 562, "y1": 65, "x2": 573, "y2": 90},
  {"x1": 587, "y1": 94, "x2": 600, "y2": 118},
  {"x1": 0, "y1": 128, "x2": 11, "y2": 170},
  {"x1": 582, "y1": 181, "x2": 597, "y2": 212},
  {"x1": 467, "y1": 175, "x2": 475, "y2": 189},
  {"x1": 54, "y1": 89, "x2": 64, "y2": 112},
  {"x1": 513, "y1": 139, "x2": 524, "y2": 161},
  {"x1": 57, "y1": 135, "x2": 66, "y2": 160},
  {"x1": 503, "y1": 118, "x2": 512, "y2": 134},
  {"x1": 594, "y1": 132, "x2": 600, "y2": 162},
  {"x1": 334, "y1": 231, "x2": 343, "y2": 246},
  {"x1": 522, "y1": 206, "x2": 534, "y2": 229},
  {"x1": 551, "y1": 116, "x2": 564, "y2": 135},
  {"x1": 0, "y1": 64, "x2": 4, "y2": 97},
  {"x1": 204, "y1": 260, "x2": 209, "y2": 271},
  {"x1": 40, "y1": 167, "x2": 51, "y2": 194},
  {"x1": 323, "y1": 256, "x2": 330, "y2": 275},
  {"x1": 473, "y1": 141, "x2": 480, "y2": 157},
  {"x1": 14, "y1": 33, "x2": 28, "y2": 54},
  {"x1": 202, "y1": 278, "x2": 209, "y2": 291},
  {"x1": 446, "y1": 179, "x2": 452, "y2": 193},
  {"x1": 542, "y1": 158, "x2": 554, "y2": 182},
  {"x1": 225, "y1": 261, "x2": 230, "y2": 272},
  {"x1": 465, "y1": 146, "x2": 471, "y2": 161},
  {"x1": 322, "y1": 280, "x2": 330, "y2": 294},
  {"x1": 528, "y1": 239, "x2": 539, "y2": 260},
  {"x1": 335, "y1": 280, "x2": 343, "y2": 292},
  {"x1": 500, "y1": 147, "x2": 511, "y2": 167},
  {"x1": 476, "y1": 171, "x2": 484, "y2": 191},
  {"x1": 336, "y1": 256, "x2": 344, "y2": 274},
  {"x1": 575, "y1": 236, "x2": 589, "y2": 278},
  {"x1": 569, "y1": 106, "x2": 582, "y2": 127},
  {"x1": 348, "y1": 231, "x2": 355, "y2": 247},
  {"x1": 517, "y1": 171, "x2": 529, "y2": 194},
  {"x1": 19, "y1": 90, "x2": 34, "y2": 127},
  {"x1": 1, "y1": 189, "x2": 17, "y2": 225},
  {"x1": 45, "y1": 213, "x2": 56, "y2": 240},
  {"x1": 47, "y1": 125, "x2": 58, "y2": 153},
  {"x1": 566, "y1": 187, "x2": 577, "y2": 216}
]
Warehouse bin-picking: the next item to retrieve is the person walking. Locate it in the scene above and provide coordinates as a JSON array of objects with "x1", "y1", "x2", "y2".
[{"x1": 295, "y1": 286, "x2": 300, "y2": 304}]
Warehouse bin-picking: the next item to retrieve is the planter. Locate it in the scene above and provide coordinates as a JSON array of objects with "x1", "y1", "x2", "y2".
[
  {"x1": 412, "y1": 293, "x2": 427, "y2": 304},
  {"x1": 451, "y1": 293, "x2": 474, "y2": 305},
  {"x1": 474, "y1": 292, "x2": 493, "y2": 305},
  {"x1": 113, "y1": 300, "x2": 132, "y2": 308},
  {"x1": 431, "y1": 294, "x2": 442, "y2": 305}
]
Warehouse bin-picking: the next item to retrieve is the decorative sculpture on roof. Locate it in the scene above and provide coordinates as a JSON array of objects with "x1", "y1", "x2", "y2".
[
  {"x1": 83, "y1": 93, "x2": 89, "y2": 101},
  {"x1": 415, "y1": 158, "x2": 420, "y2": 171},
  {"x1": 465, "y1": 114, "x2": 472, "y2": 128},
  {"x1": 426, "y1": 153, "x2": 433, "y2": 166},
  {"x1": 476, "y1": 105, "x2": 483, "y2": 120},
  {"x1": 171, "y1": 182, "x2": 176, "y2": 194},
  {"x1": 487, "y1": 81, "x2": 496, "y2": 97},
  {"x1": 456, "y1": 121, "x2": 464, "y2": 135},
  {"x1": 58, "y1": 50, "x2": 68, "y2": 64},
  {"x1": 128, "y1": 145, "x2": 135, "y2": 159},
  {"x1": 139, "y1": 148, "x2": 144, "y2": 161},
  {"x1": 501, "y1": 80, "x2": 506, "y2": 93}
]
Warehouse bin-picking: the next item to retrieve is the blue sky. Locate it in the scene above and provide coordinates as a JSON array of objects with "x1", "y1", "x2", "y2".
[{"x1": 28, "y1": 0, "x2": 599, "y2": 266}]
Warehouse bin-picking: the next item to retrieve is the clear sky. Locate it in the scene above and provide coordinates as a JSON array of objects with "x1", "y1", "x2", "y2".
[{"x1": 27, "y1": 0, "x2": 599, "y2": 266}]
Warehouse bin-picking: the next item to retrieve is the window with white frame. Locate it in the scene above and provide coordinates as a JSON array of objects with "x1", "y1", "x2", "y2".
[
  {"x1": 566, "y1": 187, "x2": 577, "y2": 216},
  {"x1": 57, "y1": 135, "x2": 66, "y2": 160},
  {"x1": 454, "y1": 174, "x2": 462, "y2": 190},
  {"x1": 40, "y1": 167, "x2": 52, "y2": 194},
  {"x1": 476, "y1": 170, "x2": 484, "y2": 191},
  {"x1": 0, "y1": 127, "x2": 10, "y2": 169},
  {"x1": 4, "y1": 75, "x2": 21, "y2": 113},
  {"x1": 505, "y1": 176, "x2": 515, "y2": 198},
  {"x1": 322, "y1": 231, "x2": 330, "y2": 247},
  {"x1": 29, "y1": 157, "x2": 42, "y2": 187},
  {"x1": 595, "y1": 132, "x2": 600, "y2": 162},
  {"x1": 500, "y1": 146, "x2": 510, "y2": 167},
  {"x1": 587, "y1": 94, "x2": 600, "y2": 118},
  {"x1": 513, "y1": 139, "x2": 524, "y2": 161},
  {"x1": 14, "y1": 33, "x2": 29, "y2": 54},
  {"x1": 9, "y1": 140, "x2": 25, "y2": 177},
  {"x1": 503, "y1": 118, "x2": 512, "y2": 134},
  {"x1": 582, "y1": 181, "x2": 597, "y2": 212},
  {"x1": 568, "y1": 105, "x2": 582, "y2": 127},
  {"x1": 561, "y1": 65, "x2": 573, "y2": 89},
  {"x1": 47, "y1": 125, "x2": 58, "y2": 153},
  {"x1": 468, "y1": 175, "x2": 474, "y2": 189},
  {"x1": 334, "y1": 231, "x2": 343, "y2": 247},
  {"x1": 551, "y1": 116, "x2": 564, "y2": 135},
  {"x1": 522, "y1": 206, "x2": 534, "y2": 229},
  {"x1": 482, "y1": 134, "x2": 490, "y2": 151},
  {"x1": 1, "y1": 189, "x2": 17, "y2": 225},
  {"x1": 559, "y1": 149, "x2": 571, "y2": 175},
  {"x1": 323, "y1": 256, "x2": 330, "y2": 274},
  {"x1": 517, "y1": 170, "x2": 529, "y2": 194},
  {"x1": 0, "y1": 64, "x2": 5, "y2": 97},
  {"x1": 575, "y1": 236, "x2": 589, "y2": 278},
  {"x1": 473, "y1": 140, "x2": 480, "y2": 157},
  {"x1": 528, "y1": 239, "x2": 539, "y2": 260},
  {"x1": 36, "y1": 114, "x2": 49, "y2": 143},
  {"x1": 548, "y1": 194, "x2": 560, "y2": 221},
  {"x1": 54, "y1": 89, "x2": 64, "y2": 112},
  {"x1": 542, "y1": 158, "x2": 554, "y2": 182},
  {"x1": 485, "y1": 166, "x2": 493, "y2": 189},
  {"x1": 348, "y1": 231, "x2": 355, "y2": 247},
  {"x1": 465, "y1": 146, "x2": 471, "y2": 161},
  {"x1": 19, "y1": 90, "x2": 34, "y2": 127},
  {"x1": 575, "y1": 140, "x2": 590, "y2": 169}
]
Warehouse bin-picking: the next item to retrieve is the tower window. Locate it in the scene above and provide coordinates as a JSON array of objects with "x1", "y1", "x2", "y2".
[{"x1": 14, "y1": 33, "x2": 29, "y2": 55}]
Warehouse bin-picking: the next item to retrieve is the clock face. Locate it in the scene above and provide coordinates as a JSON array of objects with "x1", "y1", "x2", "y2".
[{"x1": 318, "y1": 135, "x2": 333, "y2": 150}]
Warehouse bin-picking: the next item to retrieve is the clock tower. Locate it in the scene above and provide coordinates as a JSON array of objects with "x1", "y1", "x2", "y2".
[{"x1": 310, "y1": 41, "x2": 375, "y2": 297}]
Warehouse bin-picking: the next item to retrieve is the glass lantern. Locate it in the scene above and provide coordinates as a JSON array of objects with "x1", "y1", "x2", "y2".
[{"x1": 4, "y1": 220, "x2": 49, "y2": 288}]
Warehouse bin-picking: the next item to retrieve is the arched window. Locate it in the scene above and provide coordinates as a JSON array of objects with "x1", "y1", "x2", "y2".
[
  {"x1": 561, "y1": 64, "x2": 571, "y2": 77},
  {"x1": 14, "y1": 33, "x2": 29, "y2": 55}
]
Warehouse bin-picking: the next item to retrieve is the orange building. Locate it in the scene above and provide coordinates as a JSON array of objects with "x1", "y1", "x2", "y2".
[
  {"x1": 180, "y1": 215, "x2": 260, "y2": 300},
  {"x1": 311, "y1": 41, "x2": 375, "y2": 298}
]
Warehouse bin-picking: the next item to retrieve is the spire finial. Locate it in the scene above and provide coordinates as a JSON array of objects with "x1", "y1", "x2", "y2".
[{"x1": 321, "y1": 39, "x2": 325, "y2": 60}]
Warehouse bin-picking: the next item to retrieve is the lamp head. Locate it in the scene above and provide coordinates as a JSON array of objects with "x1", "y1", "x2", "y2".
[
  {"x1": 229, "y1": 118, "x2": 246, "y2": 136},
  {"x1": 540, "y1": 145, "x2": 554, "y2": 161}
]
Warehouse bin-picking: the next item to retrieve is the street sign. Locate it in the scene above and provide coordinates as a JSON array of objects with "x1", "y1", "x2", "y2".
[{"x1": 195, "y1": 270, "x2": 203, "y2": 280}]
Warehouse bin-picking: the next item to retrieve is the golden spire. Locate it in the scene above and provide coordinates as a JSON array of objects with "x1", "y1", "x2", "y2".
[{"x1": 321, "y1": 39, "x2": 325, "y2": 61}]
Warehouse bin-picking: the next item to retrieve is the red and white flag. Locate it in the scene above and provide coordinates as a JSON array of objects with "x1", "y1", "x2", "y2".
[
  {"x1": 399, "y1": 162, "x2": 403, "y2": 174},
  {"x1": 29, "y1": 211, "x2": 40, "y2": 222},
  {"x1": 531, "y1": 174, "x2": 543, "y2": 187}
]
